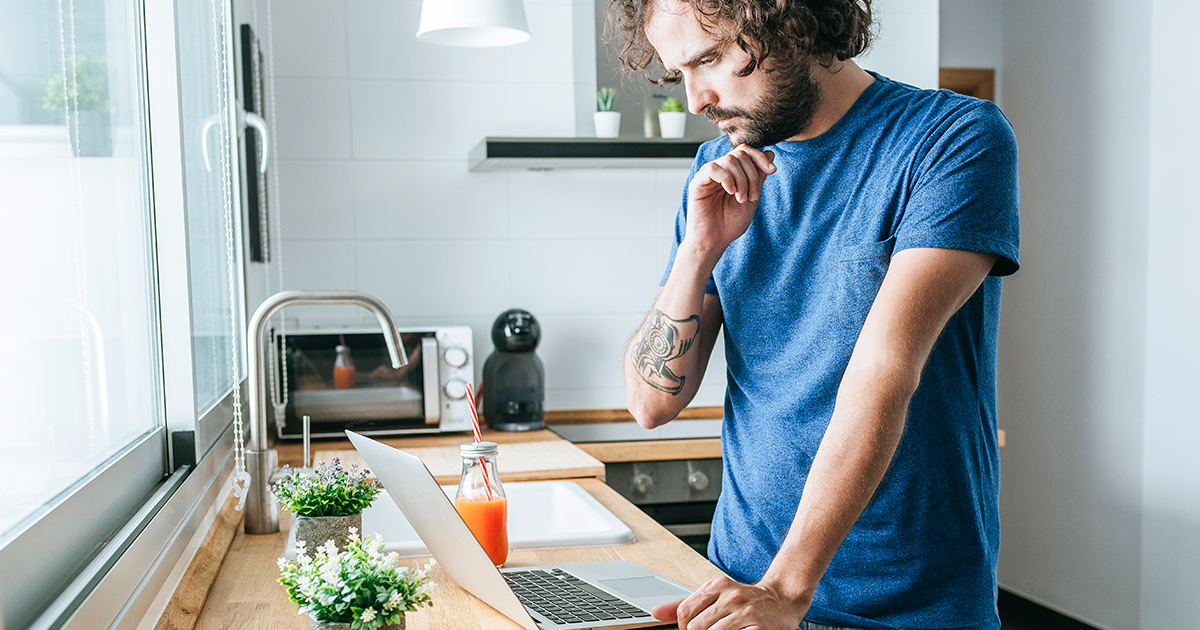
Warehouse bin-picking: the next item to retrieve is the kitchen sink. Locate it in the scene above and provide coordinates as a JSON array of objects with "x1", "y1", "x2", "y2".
[{"x1": 283, "y1": 480, "x2": 635, "y2": 558}]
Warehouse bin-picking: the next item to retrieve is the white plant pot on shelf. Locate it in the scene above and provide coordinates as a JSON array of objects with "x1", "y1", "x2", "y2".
[
  {"x1": 594, "y1": 111, "x2": 621, "y2": 138},
  {"x1": 658, "y1": 111, "x2": 686, "y2": 139}
]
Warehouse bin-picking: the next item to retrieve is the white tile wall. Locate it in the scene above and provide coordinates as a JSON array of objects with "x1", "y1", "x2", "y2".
[
  {"x1": 349, "y1": 80, "x2": 509, "y2": 160},
  {"x1": 277, "y1": 160, "x2": 356, "y2": 239},
  {"x1": 274, "y1": 79, "x2": 353, "y2": 158},
  {"x1": 259, "y1": 0, "x2": 939, "y2": 410},
  {"x1": 353, "y1": 161, "x2": 509, "y2": 239},
  {"x1": 269, "y1": 0, "x2": 349, "y2": 78}
]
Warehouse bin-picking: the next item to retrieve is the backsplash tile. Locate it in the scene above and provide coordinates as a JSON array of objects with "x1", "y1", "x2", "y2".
[
  {"x1": 278, "y1": 160, "x2": 355, "y2": 239},
  {"x1": 353, "y1": 160, "x2": 509, "y2": 239},
  {"x1": 508, "y1": 169, "x2": 657, "y2": 238},
  {"x1": 269, "y1": 0, "x2": 348, "y2": 78},
  {"x1": 270, "y1": 0, "x2": 731, "y2": 411},
  {"x1": 355, "y1": 239, "x2": 513, "y2": 318},
  {"x1": 274, "y1": 78, "x2": 353, "y2": 159},
  {"x1": 349, "y1": 80, "x2": 508, "y2": 160},
  {"x1": 509, "y1": 239, "x2": 661, "y2": 314}
]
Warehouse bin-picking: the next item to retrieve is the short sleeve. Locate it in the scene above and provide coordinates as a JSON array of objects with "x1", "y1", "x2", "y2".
[
  {"x1": 661, "y1": 144, "x2": 721, "y2": 294},
  {"x1": 895, "y1": 100, "x2": 1020, "y2": 276}
]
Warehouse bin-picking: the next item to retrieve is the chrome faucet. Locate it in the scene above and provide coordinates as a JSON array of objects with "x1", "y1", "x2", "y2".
[{"x1": 243, "y1": 290, "x2": 407, "y2": 535}]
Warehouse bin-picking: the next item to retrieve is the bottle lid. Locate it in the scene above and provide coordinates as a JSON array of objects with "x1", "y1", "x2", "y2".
[
  {"x1": 336, "y1": 345, "x2": 349, "y2": 351},
  {"x1": 461, "y1": 441, "x2": 499, "y2": 457}
]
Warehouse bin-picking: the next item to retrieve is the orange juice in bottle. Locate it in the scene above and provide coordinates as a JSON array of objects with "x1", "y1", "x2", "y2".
[
  {"x1": 333, "y1": 344, "x2": 356, "y2": 389},
  {"x1": 454, "y1": 442, "x2": 508, "y2": 566}
]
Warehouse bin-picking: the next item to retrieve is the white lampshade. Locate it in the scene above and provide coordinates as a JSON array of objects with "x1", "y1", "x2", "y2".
[{"x1": 417, "y1": 0, "x2": 531, "y2": 47}]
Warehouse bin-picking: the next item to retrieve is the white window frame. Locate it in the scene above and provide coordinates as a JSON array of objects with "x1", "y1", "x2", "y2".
[{"x1": 0, "y1": 0, "x2": 249, "y2": 626}]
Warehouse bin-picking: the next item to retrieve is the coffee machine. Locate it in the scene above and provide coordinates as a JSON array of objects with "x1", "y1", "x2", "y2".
[{"x1": 482, "y1": 309, "x2": 545, "y2": 431}]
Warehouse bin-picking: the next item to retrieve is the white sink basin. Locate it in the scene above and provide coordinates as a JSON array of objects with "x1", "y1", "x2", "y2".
[{"x1": 284, "y1": 480, "x2": 635, "y2": 558}]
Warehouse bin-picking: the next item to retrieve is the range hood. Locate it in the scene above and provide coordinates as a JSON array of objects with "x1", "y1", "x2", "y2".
[{"x1": 469, "y1": 137, "x2": 704, "y2": 171}]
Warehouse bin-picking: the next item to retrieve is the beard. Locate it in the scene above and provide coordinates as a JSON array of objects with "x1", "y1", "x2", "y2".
[{"x1": 702, "y1": 56, "x2": 822, "y2": 148}]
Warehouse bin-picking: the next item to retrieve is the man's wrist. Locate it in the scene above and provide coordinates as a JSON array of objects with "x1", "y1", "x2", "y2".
[
  {"x1": 676, "y1": 237, "x2": 725, "y2": 274},
  {"x1": 757, "y1": 568, "x2": 817, "y2": 611}
]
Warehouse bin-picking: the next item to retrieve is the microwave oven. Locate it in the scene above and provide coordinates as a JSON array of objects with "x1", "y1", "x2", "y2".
[{"x1": 273, "y1": 326, "x2": 475, "y2": 439}]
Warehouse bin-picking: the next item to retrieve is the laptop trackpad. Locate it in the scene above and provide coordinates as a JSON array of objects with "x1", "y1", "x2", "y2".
[{"x1": 599, "y1": 576, "x2": 692, "y2": 599}]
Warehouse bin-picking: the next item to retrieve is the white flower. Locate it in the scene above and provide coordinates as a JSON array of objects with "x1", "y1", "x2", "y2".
[
  {"x1": 360, "y1": 607, "x2": 377, "y2": 623},
  {"x1": 384, "y1": 591, "x2": 403, "y2": 611}
]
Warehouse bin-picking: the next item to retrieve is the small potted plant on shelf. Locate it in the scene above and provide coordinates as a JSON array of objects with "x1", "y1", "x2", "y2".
[
  {"x1": 658, "y1": 97, "x2": 687, "y2": 139},
  {"x1": 42, "y1": 55, "x2": 112, "y2": 157},
  {"x1": 594, "y1": 87, "x2": 621, "y2": 138},
  {"x1": 273, "y1": 458, "x2": 381, "y2": 552},
  {"x1": 279, "y1": 530, "x2": 436, "y2": 630}
]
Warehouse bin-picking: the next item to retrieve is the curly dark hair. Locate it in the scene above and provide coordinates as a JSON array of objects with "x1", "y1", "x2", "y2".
[{"x1": 607, "y1": 0, "x2": 873, "y2": 84}]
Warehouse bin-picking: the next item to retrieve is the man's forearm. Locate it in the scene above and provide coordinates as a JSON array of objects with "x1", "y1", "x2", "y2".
[
  {"x1": 625, "y1": 243, "x2": 721, "y2": 427},
  {"x1": 758, "y1": 361, "x2": 916, "y2": 604}
]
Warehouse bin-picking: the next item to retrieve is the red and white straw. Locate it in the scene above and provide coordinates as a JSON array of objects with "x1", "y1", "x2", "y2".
[{"x1": 464, "y1": 382, "x2": 493, "y2": 500}]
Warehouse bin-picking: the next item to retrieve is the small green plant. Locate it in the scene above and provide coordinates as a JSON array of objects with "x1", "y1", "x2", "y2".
[
  {"x1": 279, "y1": 530, "x2": 436, "y2": 629},
  {"x1": 596, "y1": 87, "x2": 618, "y2": 112},
  {"x1": 659, "y1": 97, "x2": 686, "y2": 113},
  {"x1": 273, "y1": 458, "x2": 381, "y2": 517},
  {"x1": 42, "y1": 55, "x2": 109, "y2": 113}
]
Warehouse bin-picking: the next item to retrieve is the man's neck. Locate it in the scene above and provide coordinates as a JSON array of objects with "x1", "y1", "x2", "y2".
[{"x1": 786, "y1": 60, "x2": 876, "y2": 142}]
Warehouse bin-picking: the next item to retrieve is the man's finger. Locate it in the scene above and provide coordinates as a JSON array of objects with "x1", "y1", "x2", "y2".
[
  {"x1": 650, "y1": 598, "x2": 683, "y2": 622},
  {"x1": 733, "y1": 143, "x2": 778, "y2": 174},
  {"x1": 676, "y1": 577, "x2": 727, "y2": 627},
  {"x1": 713, "y1": 155, "x2": 750, "y2": 202}
]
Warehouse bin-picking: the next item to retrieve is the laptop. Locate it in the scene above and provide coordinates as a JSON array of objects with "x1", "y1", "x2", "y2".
[{"x1": 346, "y1": 430, "x2": 694, "y2": 630}]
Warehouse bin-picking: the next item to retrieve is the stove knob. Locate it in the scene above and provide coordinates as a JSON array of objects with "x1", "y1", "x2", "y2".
[
  {"x1": 444, "y1": 346, "x2": 469, "y2": 368},
  {"x1": 632, "y1": 473, "x2": 655, "y2": 495},
  {"x1": 444, "y1": 379, "x2": 467, "y2": 400},
  {"x1": 687, "y1": 470, "x2": 710, "y2": 492}
]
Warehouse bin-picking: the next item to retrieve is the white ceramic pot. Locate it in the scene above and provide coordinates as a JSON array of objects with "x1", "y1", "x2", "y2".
[
  {"x1": 594, "y1": 111, "x2": 621, "y2": 138},
  {"x1": 658, "y1": 111, "x2": 687, "y2": 139}
]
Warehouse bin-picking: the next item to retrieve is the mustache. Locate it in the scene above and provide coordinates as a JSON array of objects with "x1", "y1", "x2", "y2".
[{"x1": 702, "y1": 105, "x2": 752, "y2": 123}]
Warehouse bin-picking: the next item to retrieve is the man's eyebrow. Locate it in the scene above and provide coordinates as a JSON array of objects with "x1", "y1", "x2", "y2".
[{"x1": 679, "y1": 44, "x2": 722, "y2": 68}]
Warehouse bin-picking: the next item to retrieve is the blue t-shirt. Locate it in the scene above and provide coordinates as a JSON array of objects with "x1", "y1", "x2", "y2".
[{"x1": 662, "y1": 74, "x2": 1020, "y2": 630}]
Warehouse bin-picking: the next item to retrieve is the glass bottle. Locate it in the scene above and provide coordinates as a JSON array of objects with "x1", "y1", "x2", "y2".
[
  {"x1": 332, "y1": 344, "x2": 356, "y2": 389},
  {"x1": 454, "y1": 442, "x2": 508, "y2": 566}
]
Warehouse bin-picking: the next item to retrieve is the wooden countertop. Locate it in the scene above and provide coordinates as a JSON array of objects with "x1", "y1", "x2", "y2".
[{"x1": 190, "y1": 479, "x2": 721, "y2": 630}]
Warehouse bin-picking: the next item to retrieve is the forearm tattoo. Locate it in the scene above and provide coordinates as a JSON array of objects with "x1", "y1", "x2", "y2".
[{"x1": 630, "y1": 309, "x2": 701, "y2": 395}]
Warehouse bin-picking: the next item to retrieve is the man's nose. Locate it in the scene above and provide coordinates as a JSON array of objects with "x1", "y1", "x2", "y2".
[{"x1": 684, "y1": 80, "x2": 715, "y2": 115}]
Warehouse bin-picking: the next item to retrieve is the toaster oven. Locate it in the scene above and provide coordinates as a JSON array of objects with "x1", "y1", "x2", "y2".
[{"x1": 273, "y1": 326, "x2": 475, "y2": 439}]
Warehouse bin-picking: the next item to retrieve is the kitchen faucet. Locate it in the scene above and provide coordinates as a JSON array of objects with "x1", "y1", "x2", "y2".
[{"x1": 243, "y1": 290, "x2": 407, "y2": 535}]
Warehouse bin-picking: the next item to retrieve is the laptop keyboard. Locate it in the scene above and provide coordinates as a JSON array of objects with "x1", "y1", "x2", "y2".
[{"x1": 503, "y1": 568, "x2": 652, "y2": 626}]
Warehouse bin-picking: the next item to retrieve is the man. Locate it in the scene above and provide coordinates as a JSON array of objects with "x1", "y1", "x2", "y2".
[{"x1": 614, "y1": 0, "x2": 1019, "y2": 629}]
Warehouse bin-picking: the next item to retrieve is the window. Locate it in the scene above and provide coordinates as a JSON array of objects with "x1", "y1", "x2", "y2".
[{"x1": 0, "y1": 0, "x2": 246, "y2": 626}]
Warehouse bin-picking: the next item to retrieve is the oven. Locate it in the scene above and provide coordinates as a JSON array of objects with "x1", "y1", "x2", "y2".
[
  {"x1": 551, "y1": 420, "x2": 723, "y2": 555},
  {"x1": 274, "y1": 326, "x2": 475, "y2": 439}
]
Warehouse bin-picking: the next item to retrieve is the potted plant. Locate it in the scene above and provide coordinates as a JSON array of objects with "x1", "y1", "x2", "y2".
[
  {"x1": 279, "y1": 529, "x2": 436, "y2": 630},
  {"x1": 658, "y1": 97, "x2": 687, "y2": 139},
  {"x1": 42, "y1": 55, "x2": 112, "y2": 157},
  {"x1": 274, "y1": 458, "x2": 381, "y2": 552},
  {"x1": 594, "y1": 87, "x2": 621, "y2": 138}
]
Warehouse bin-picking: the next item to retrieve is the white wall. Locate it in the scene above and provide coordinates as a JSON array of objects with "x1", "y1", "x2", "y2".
[
  {"x1": 1141, "y1": 0, "x2": 1200, "y2": 626},
  {"x1": 243, "y1": 0, "x2": 727, "y2": 410},
  {"x1": 857, "y1": 0, "x2": 939, "y2": 89},
  {"x1": 993, "y1": 0, "x2": 1200, "y2": 628},
  {"x1": 939, "y1": 0, "x2": 1002, "y2": 103},
  {"x1": 997, "y1": 2, "x2": 1150, "y2": 628}
]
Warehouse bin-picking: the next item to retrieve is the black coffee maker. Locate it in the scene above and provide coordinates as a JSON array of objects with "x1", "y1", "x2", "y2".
[{"x1": 482, "y1": 309, "x2": 545, "y2": 431}]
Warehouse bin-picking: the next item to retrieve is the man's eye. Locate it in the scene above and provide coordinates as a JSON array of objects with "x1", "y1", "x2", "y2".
[{"x1": 698, "y1": 56, "x2": 716, "y2": 66}]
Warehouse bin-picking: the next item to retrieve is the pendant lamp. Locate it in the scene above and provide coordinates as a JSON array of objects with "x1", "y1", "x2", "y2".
[{"x1": 417, "y1": 0, "x2": 531, "y2": 47}]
